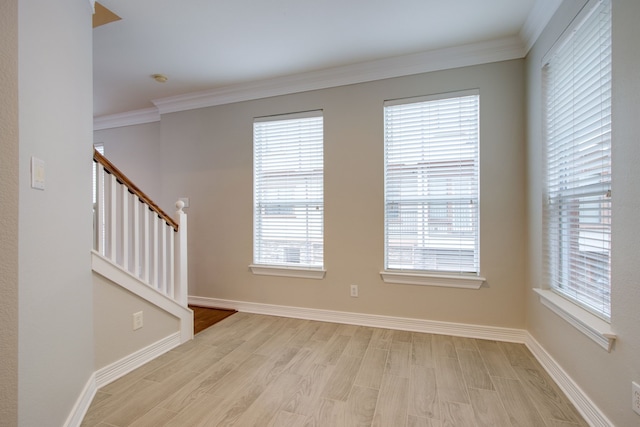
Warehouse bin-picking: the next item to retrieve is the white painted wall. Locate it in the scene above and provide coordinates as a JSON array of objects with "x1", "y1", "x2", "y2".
[
  {"x1": 155, "y1": 59, "x2": 527, "y2": 329},
  {"x1": 17, "y1": 0, "x2": 95, "y2": 425},
  {"x1": 526, "y1": 1, "x2": 640, "y2": 425},
  {"x1": 94, "y1": 121, "x2": 162, "y2": 202},
  {"x1": 0, "y1": 0, "x2": 19, "y2": 425}
]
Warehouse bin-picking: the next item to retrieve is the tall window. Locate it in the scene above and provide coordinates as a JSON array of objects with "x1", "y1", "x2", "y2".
[
  {"x1": 253, "y1": 111, "x2": 324, "y2": 270},
  {"x1": 543, "y1": 0, "x2": 611, "y2": 319},
  {"x1": 384, "y1": 91, "x2": 480, "y2": 275}
]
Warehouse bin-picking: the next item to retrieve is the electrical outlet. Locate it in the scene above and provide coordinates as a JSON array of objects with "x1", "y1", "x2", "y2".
[
  {"x1": 633, "y1": 381, "x2": 640, "y2": 416},
  {"x1": 350, "y1": 284, "x2": 358, "y2": 297},
  {"x1": 133, "y1": 311, "x2": 143, "y2": 330}
]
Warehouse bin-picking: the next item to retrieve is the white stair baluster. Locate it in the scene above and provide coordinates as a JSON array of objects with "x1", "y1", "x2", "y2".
[
  {"x1": 152, "y1": 213, "x2": 159, "y2": 290},
  {"x1": 121, "y1": 187, "x2": 129, "y2": 271},
  {"x1": 160, "y1": 221, "x2": 167, "y2": 294},
  {"x1": 96, "y1": 163, "x2": 105, "y2": 255},
  {"x1": 174, "y1": 200, "x2": 188, "y2": 306},
  {"x1": 143, "y1": 206, "x2": 150, "y2": 283},
  {"x1": 168, "y1": 226, "x2": 175, "y2": 300},
  {"x1": 109, "y1": 174, "x2": 117, "y2": 262},
  {"x1": 133, "y1": 195, "x2": 140, "y2": 278}
]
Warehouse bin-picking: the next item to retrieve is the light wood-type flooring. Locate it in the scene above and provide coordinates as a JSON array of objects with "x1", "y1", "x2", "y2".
[{"x1": 81, "y1": 312, "x2": 588, "y2": 427}]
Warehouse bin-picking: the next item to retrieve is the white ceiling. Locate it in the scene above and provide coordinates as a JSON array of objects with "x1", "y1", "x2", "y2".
[{"x1": 93, "y1": 0, "x2": 559, "y2": 121}]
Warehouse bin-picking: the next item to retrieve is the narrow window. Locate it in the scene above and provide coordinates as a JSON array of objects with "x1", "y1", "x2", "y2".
[
  {"x1": 543, "y1": 0, "x2": 612, "y2": 319},
  {"x1": 384, "y1": 91, "x2": 480, "y2": 275},
  {"x1": 253, "y1": 111, "x2": 324, "y2": 271}
]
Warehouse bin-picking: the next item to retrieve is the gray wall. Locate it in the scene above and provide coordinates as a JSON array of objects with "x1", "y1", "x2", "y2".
[
  {"x1": 17, "y1": 0, "x2": 95, "y2": 425},
  {"x1": 150, "y1": 59, "x2": 527, "y2": 328},
  {"x1": 93, "y1": 273, "x2": 180, "y2": 370},
  {"x1": 525, "y1": 0, "x2": 640, "y2": 425},
  {"x1": 0, "y1": 0, "x2": 19, "y2": 425}
]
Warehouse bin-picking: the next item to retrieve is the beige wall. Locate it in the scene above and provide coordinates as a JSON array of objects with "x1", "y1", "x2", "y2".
[
  {"x1": 94, "y1": 121, "x2": 162, "y2": 203},
  {"x1": 151, "y1": 59, "x2": 527, "y2": 328},
  {"x1": 0, "y1": 0, "x2": 19, "y2": 425},
  {"x1": 525, "y1": 1, "x2": 640, "y2": 425},
  {"x1": 17, "y1": 0, "x2": 95, "y2": 425},
  {"x1": 93, "y1": 273, "x2": 180, "y2": 369}
]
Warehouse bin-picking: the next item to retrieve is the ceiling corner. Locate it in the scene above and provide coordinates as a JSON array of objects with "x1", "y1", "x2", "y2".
[{"x1": 520, "y1": 0, "x2": 563, "y2": 54}]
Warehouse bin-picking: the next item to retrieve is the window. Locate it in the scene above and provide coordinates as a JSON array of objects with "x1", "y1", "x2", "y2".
[
  {"x1": 251, "y1": 111, "x2": 324, "y2": 277},
  {"x1": 383, "y1": 91, "x2": 481, "y2": 285},
  {"x1": 543, "y1": 0, "x2": 611, "y2": 320}
]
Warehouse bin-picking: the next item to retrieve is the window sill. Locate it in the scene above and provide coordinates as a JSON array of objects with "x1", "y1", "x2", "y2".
[
  {"x1": 533, "y1": 288, "x2": 616, "y2": 352},
  {"x1": 380, "y1": 271, "x2": 485, "y2": 289},
  {"x1": 249, "y1": 264, "x2": 326, "y2": 280}
]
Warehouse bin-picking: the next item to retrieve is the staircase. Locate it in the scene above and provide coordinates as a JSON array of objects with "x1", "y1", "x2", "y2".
[{"x1": 92, "y1": 149, "x2": 193, "y2": 344}]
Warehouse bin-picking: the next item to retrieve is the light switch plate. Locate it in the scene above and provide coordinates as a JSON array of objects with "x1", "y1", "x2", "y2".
[{"x1": 31, "y1": 157, "x2": 45, "y2": 190}]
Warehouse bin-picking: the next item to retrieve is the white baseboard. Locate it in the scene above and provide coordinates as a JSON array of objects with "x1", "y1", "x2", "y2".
[
  {"x1": 188, "y1": 295, "x2": 527, "y2": 342},
  {"x1": 94, "y1": 332, "x2": 181, "y2": 389},
  {"x1": 63, "y1": 374, "x2": 96, "y2": 427},
  {"x1": 524, "y1": 333, "x2": 614, "y2": 427},
  {"x1": 65, "y1": 333, "x2": 181, "y2": 426},
  {"x1": 189, "y1": 294, "x2": 610, "y2": 427}
]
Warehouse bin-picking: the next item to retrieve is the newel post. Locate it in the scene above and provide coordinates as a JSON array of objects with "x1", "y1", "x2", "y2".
[{"x1": 174, "y1": 200, "x2": 188, "y2": 306}]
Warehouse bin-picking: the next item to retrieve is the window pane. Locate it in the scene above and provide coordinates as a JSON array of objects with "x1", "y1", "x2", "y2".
[
  {"x1": 384, "y1": 92, "x2": 480, "y2": 274},
  {"x1": 543, "y1": 0, "x2": 611, "y2": 320},
  {"x1": 253, "y1": 112, "x2": 324, "y2": 268}
]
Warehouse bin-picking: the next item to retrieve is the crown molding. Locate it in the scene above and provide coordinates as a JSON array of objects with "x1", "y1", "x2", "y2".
[
  {"x1": 94, "y1": 35, "x2": 536, "y2": 130},
  {"x1": 520, "y1": 0, "x2": 563, "y2": 53},
  {"x1": 151, "y1": 36, "x2": 525, "y2": 115},
  {"x1": 93, "y1": 1, "x2": 561, "y2": 131},
  {"x1": 93, "y1": 107, "x2": 160, "y2": 131}
]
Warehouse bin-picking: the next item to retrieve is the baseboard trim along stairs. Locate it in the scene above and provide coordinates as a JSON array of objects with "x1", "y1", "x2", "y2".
[{"x1": 189, "y1": 295, "x2": 613, "y2": 427}]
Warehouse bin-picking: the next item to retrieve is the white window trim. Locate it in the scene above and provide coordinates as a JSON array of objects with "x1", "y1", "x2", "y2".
[
  {"x1": 383, "y1": 89, "x2": 481, "y2": 281},
  {"x1": 538, "y1": 0, "x2": 613, "y2": 345},
  {"x1": 380, "y1": 270, "x2": 485, "y2": 289},
  {"x1": 534, "y1": 289, "x2": 616, "y2": 352},
  {"x1": 249, "y1": 264, "x2": 326, "y2": 280},
  {"x1": 252, "y1": 110, "x2": 324, "y2": 273}
]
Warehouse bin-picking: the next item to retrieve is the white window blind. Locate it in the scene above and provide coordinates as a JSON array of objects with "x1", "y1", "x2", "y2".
[
  {"x1": 253, "y1": 111, "x2": 324, "y2": 269},
  {"x1": 384, "y1": 91, "x2": 480, "y2": 274},
  {"x1": 543, "y1": 0, "x2": 611, "y2": 319}
]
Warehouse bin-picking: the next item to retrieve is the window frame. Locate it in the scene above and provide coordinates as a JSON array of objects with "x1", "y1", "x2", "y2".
[
  {"x1": 381, "y1": 90, "x2": 485, "y2": 289},
  {"x1": 541, "y1": 0, "x2": 612, "y2": 320},
  {"x1": 249, "y1": 110, "x2": 326, "y2": 279},
  {"x1": 537, "y1": 0, "x2": 615, "y2": 351}
]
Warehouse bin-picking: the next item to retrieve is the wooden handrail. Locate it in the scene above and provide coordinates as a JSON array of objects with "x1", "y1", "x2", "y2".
[{"x1": 94, "y1": 149, "x2": 178, "y2": 231}]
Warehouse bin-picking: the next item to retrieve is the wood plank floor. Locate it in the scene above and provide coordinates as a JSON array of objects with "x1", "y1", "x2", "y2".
[
  {"x1": 189, "y1": 305, "x2": 236, "y2": 335},
  {"x1": 81, "y1": 313, "x2": 588, "y2": 427}
]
